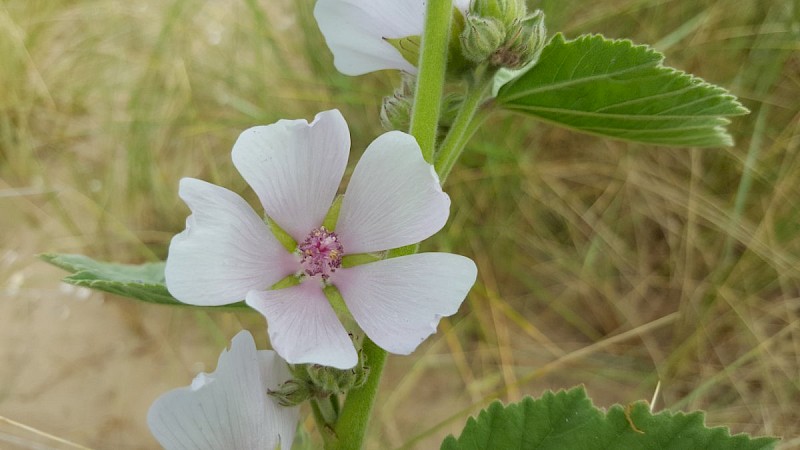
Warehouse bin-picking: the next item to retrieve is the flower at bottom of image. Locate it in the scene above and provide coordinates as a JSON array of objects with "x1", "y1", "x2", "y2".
[{"x1": 147, "y1": 330, "x2": 299, "y2": 450}]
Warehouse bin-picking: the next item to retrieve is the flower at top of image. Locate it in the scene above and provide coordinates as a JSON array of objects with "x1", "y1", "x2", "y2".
[
  {"x1": 147, "y1": 330, "x2": 299, "y2": 450},
  {"x1": 314, "y1": 0, "x2": 470, "y2": 76},
  {"x1": 165, "y1": 109, "x2": 477, "y2": 369}
]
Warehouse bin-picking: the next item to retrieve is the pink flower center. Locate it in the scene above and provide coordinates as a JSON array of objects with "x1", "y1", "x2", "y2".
[{"x1": 298, "y1": 227, "x2": 344, "y2": 280}]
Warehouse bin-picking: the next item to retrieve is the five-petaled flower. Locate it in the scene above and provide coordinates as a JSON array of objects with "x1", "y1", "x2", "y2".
[
  {"x1": 165, "y1": 109, "x2": 477, "y2": 369},
  {"x1": 148, "y1": 330, "x2": 299, "y2": 450},
  {"x1": 314, "y1": 0, "x2": 470, "y2": 76}
]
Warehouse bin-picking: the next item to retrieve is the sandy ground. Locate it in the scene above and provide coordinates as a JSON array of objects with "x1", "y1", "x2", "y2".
[
  {"x1": 0, "y1": 193, "x2": 471, "y2": 449},
  {"x1": 0, "y1": 192, "x2": 220, "y2": 449}
]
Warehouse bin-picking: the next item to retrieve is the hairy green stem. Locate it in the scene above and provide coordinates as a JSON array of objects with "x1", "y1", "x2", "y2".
[
  {"x1": 409, "y1": 0, "x2": 454, "y2": 164},
  {"x1": 436, "y1": 73, "x2": 494, "y2": 183},
  {"x1": 329, "y1": 3, "x2": 455, "y2": 449},
  {"x1": 330, "y1": 338, "x2": 388, "y2": 449}
]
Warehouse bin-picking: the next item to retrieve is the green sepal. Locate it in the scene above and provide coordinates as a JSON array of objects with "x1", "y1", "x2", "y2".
[
  {"x1": 322, "y1": 284, "x2": 351, "y2": 319},
  {"x1": 267, "y1": 215, "x2": 297, "y2": 253},
  {"x1": 385, "y1": 35, "x2": 421, "y2": 68},
  {"x1": 341, "y1": 253, "x2": 382, "y2": 268},
  {"x1": 325, "y1": 194, "x2": 344, "y2": 231},
  {"x1": 270, "y1": 274, "x2": 301, "y2": 290}
]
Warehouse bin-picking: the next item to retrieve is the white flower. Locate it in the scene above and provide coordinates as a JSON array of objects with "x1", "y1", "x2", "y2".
[
  {"x1": 147, "y1": 330, "x2": 299, "y2": 450},
  {"x1": 165, "y1": 109, "x2": 477, "y2": 369},
  {"x1": 314, "y1": 0, "x2": 470, "y2": 76}
]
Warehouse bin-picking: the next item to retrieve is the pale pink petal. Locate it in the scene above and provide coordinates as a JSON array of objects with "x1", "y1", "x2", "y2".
[
  {"x1": 232, "y1": 110, "x2": 349, "y2": 243},
  {"x1": 165, "y1": 178, "x2": 297, "y2": 306},
  {"x1": 333, "y1": 253, "x2": 477, "y2": 354},
  {"x1": 246, "y1": 281, "x2": 358, "y2": 369},
  {"x1": 147, "y1": 331, "x2": 299, "y2": 450},
  {"x1": 335, "y1": 131, "x2": 450, "y2": 254},
  {"x1": 314, "y1": 0, "x2": 422, "y2": 75},
  {"x1": 314, "y1": 0, "x2": 470, "y2": 76}
]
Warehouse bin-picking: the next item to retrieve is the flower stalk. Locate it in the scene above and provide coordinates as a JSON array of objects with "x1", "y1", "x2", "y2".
[
  {"x1": 331, "y1": 2, "x2": 457, "y2": 448},
  {"x1": 330, "y1": 338, "x2": 388, "y2": 449},
  {"x1": 435, "y1": 69, "x2": 495, "y2": 183},
  {"x1": 409, "y1": 0, "x2": 455, "y2": 164}
]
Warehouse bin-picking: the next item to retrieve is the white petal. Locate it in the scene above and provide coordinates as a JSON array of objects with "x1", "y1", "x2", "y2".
[
  {"x1": 147, "y1": 331, "x2": 299, "y2": 450},
  {"x1": 258, "y1": 351, "x2": 300, "y2": 450},
  {"x1": 246, "y1": 281, "x2": 358, "y2": 369},
  {"x1": 165, "y1": 178, "x2": 297, "y2": 306},
  {"x1": 333, "y1": 253, "x2": 477, "y2": 355},
  {"x1": 454, "y1": 0, "x2": 471, "y2": 11},
  {"x1": 232, "y1": 110, "x2": 349, "y2": 243},
  {"x1": 314, "y1": 0, "x2": 471, "y2": 76},
  {"x1": 335, "y1": 131, "x2": 450, "y2": 254},
  {"x1": 314, "y1": 0, "x2": 422, "y2": 75}
]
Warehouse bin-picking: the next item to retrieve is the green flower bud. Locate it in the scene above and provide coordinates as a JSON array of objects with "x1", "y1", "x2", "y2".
[
  {"x1": 380, "y1": 94, "x2": 412, "y2": 131},
  {"x1": 268, "y1": 379, "x2": 313, "y2": 407},
  {"x1": 491, "y1": 10, "x2": 548, "y2": 69},
  {"x1": 306, "y1": 363, "x2": 358, "y2": 394},
  {"x1": 519, "y1": 10, "x2": 547, "y2": 64},
  {"x1": 440, "y1": 93, "x2": 464, "y2": 130},
  {"x1": 471, "y1": 0, "x2": 526, "y2": 28},
  {"x1": 304, "y1": 347, "x2": 369, "y2": 395},
  {"x1": 460, "y1": 15, "x2": 506, "y2": 64},
  {"x1": 380, "y1": 75, "x2": 415, "y2": 131}
]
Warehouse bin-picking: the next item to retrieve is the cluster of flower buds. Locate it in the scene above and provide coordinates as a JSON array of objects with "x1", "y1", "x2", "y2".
[
  {"x1": 380, "y1": 75, "x2": 415, "y2": 131},
  {"x1": 460, "y1": 0, "x2": 547, "y2": 69},
  {"x1": 270, "y1": 350, "x2": 370, "y2": 406},
  {"x1": 381, "y1": 75, "x2": 464, "y2": 134}
]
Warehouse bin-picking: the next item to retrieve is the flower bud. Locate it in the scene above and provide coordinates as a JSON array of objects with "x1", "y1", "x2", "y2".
[
  {"x1": 380, "y1": 94, "x2": 412, "y2": 131},
  {"x1": 470, "y1": 0, "x2": 526, "y2": 28},
  {"x1": 519, "y1": 10, "x2": 547, "y2": 64},
  {"x1": 490, "y1": 10, "x2": 547, "y2": 69},
  {"x1": 439, "y1": 93, "x2": 464, "y2": 130},
  {"x1": 460, "y1": 15, "x2": 506, "y2": 64},
  {"x1": 306, "y1": 364, "x2": 357, "y2": 394},
  {"x1": 268, "y1": 379, "x2": 313, "y2": 407},
  {"x1": 380, "y1": 75, "x2": 415, "y2": 131},
  {"x1": 304, "y1": 348, "x2": 369, "y2": 395}
]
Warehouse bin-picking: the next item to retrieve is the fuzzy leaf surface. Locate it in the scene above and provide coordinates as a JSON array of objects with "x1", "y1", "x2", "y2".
[
  {"x1": 40, "y1": 253, "x2": 248, "y2": 309},
  {"x1": 441, "y1": 386, "x2": 777, "y2": 449},
  {"x1": 496, "y1": 34, "x2": 749, "y2": 147}
]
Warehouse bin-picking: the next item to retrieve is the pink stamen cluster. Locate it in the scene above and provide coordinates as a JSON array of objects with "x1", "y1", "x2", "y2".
[{"x1": 298, "y1": 227, "x2": 344, "y2": 279}]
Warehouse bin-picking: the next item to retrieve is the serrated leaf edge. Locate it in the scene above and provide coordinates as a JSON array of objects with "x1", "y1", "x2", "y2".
[{"x1": 442, "y1": 386, "x2": 778, "y2": 449}]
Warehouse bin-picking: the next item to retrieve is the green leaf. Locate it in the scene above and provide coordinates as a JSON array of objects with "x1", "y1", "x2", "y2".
[
  {"x1": 441, "y1": 386, "x2": 777, "y2": 450},
  {"x1": 496, "y1": 33, "x2": 749, "y2": 147},
  {"x1": 40, "y1": 253, "x2": 249, "y2": 309}
]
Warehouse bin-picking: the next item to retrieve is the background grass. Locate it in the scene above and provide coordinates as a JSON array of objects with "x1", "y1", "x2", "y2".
[{"x1": 0, "y1": 0, "x2": 798, "y2": 448}]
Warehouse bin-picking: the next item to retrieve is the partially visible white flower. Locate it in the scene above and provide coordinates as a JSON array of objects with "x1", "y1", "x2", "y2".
[
  {"x1": 314, "y1": 0, "x2": 470, "y2": 76},
  {"x1": 147, "y1": 331, "x2": 299, "y2": 450},
  {"x1": 165, "y1": 109, "x2": 477, "y2": 370}
]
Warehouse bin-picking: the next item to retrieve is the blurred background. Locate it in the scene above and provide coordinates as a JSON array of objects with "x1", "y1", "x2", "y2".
[{"x1": 0, "y1": 0, "x2": 798, "y2": 448}]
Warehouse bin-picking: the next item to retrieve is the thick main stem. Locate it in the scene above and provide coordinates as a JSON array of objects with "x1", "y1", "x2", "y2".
[
  {"x1": 330, "y1": 2, "x2": 454, "y2": 449},
  {"x1": 329, "y1": 338, "x2": 388, "y2": 449},
  {"x1": 409, "y1": 0, "x2": 454, "y2": 164}
]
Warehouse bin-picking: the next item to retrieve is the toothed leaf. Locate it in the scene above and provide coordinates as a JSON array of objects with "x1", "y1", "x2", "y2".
[
  {"x1": 497, "y1": 34, "x2": 748, "y2": 147},
  {"x1": 40, "y1": 253, "x2": 249, "y2": 309},
  {"x1": 441, "y1": 386, "x2": 777, "y2": 449}
]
